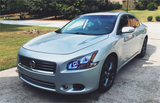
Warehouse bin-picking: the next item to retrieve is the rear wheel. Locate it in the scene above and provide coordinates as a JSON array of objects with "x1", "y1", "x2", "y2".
[
  {"x1": 139, "y1": 37, "x2": 147, "y2": 58},
  {"x1": 99, "y1": 56, "x2": 117, "y2": 92}
]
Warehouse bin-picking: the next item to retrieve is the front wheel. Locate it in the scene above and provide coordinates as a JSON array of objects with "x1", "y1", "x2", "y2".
[{"x1": 99, "y1": 56, "x2": 117, "y2": 92}]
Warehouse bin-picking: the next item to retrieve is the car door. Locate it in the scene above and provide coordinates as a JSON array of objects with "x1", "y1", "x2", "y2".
[
  {"x1": 128, "y1": 15, "x2": 143, "y2": 53},
  {"x1": 117, "y1": 15, "x2": 138, "y2": 64}
]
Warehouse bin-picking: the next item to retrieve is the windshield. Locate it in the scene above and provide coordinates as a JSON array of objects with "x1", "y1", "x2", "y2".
[{"x1": 58, "y1": 15, "x2": 117, "y2": 35}]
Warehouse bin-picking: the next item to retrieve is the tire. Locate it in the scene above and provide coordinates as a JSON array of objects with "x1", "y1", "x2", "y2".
[
  {"x1": 99, "y1": 56, "x2": 117, "y2": 92},
  {"x1": 139, "y1": 37, "x2": 147, "y2": 58}
]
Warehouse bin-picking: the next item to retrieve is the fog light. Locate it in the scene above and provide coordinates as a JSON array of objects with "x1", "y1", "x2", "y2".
[
  {"x1": 73, "y1": 84, "x2": 85, "y2": 90},
  {"x1": 62, "y1": 85, "x2": 68, "y2": 89}
]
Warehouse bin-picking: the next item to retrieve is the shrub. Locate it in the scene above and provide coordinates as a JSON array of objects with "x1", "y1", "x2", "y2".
[
  {"x1": 147, "y1": 16, "x2": 153, "y2": 21},
  {"x1": 155, "y1": 16, "x2": 160, "y2": 22},
  {"x1": 122, "y1": 8, "x2": 127, "y2": 11},
  {"x1": 135, "y1": 2, "x2": 145, "y2": 10},
  {"x1": 98, "y1": 2, "x2": 108, "y2": 11},
  {"x1": 109, "y1": 2, "x2": 122, "y2": 10},
  {"x1": 147, "y1": 3, "x2": 154, "y2": 10},
  {"x1": 147, "y1": 3, "x2": 157, "y2": 10},
  {"x1": 122, "y1": 8, "x2": 131, "y2": 11},
  {"x1": 57, "y1": 0, "x2": 88, "y2": 19},
  {"x1": 154, "y1": 3, "x2": 158, "y2": 9}
]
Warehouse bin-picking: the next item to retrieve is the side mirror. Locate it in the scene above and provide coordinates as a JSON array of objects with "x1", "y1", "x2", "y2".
[{"x1": 122, "y1": 27, "x2": 135, "y2": 33}]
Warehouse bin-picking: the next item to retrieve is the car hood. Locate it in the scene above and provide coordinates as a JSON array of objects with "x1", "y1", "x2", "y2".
[{"x1": 23, "y1": 31, "x2": 109, "y2": 54}]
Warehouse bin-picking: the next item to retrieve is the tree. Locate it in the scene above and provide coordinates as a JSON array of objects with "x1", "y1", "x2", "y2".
[
  {"x1": 98, "y1": 0, "x2": 109, "y2": 11},
  {"x1": 57, "y1": 0, "x2": 88, "y2": 19},
  {"x1": 1, "y1": 0, "x2": 27, "y2": 14},
  {"x1": 135, "y1": 2, "x2": 145, "y2": 10},
  {"x1": 85, "y1": 0, "x2": 99, "y2": 12},
  {"x1": 109, "y1": 2, "x2": 122, "y2": 10},
  {"x1": 147, "y1": 2, "x2": 158, "y2": 10},
  {"x1": 138, "y1": 0, "x2": 159, "y2": 9},
  {"x1": 85, "y1": 0, "x2": 109, "y2": 12},
  {"x1": 25, "y1": 0, "x2": 58, "y2": 16},
  {"x1": 138, "y1": 0, "x2": 150, "y2": 9}
]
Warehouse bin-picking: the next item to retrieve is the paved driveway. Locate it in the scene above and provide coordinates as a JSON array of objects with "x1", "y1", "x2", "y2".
[
  {"x1": 0, "y1": 22, "x2": 160, "y2": 103},
  {"x1": 0, "y1": 20, "x2": 69, "y2": 27}
]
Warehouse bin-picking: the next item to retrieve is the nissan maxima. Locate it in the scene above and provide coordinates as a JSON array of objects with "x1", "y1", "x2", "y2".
[{"x1": 17, "y1": 12, "x2": 148, "y2": 94}]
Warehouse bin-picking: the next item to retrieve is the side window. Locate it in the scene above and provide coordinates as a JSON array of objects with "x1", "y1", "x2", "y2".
[
  {"x1": 117, "y1": 15, "x2": 128, "y2": 34},
  {"x1": 128, "y1": 15, "x2": 140, "y2": 28}
]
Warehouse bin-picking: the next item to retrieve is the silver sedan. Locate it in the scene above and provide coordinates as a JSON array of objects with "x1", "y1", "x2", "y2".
[{"x1": 17, "y1": 12, "x2": 148, "y2": 94}]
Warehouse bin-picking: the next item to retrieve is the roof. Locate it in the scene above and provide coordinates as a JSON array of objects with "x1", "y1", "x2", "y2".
[{"x1": 83, "y1": 12, "x2": 123, "y2": 16}]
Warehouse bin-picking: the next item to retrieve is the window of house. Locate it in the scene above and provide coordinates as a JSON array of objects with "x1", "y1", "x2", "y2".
[
  {"x1": 129, "y1": 2, "x2": 131, "y2": 8},
  {"x1": 132, "y1": 3, "x2": 135, "y2": 8}
]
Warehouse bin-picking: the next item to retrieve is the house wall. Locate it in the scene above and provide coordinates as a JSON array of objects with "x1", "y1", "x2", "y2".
[
  {"x1": 109, "y1": 0, "x2": 138, "y2": 9},
  {"x1": 122, "y1": 0, "x2": 138, "y2": 9},
  {"x1": 109, "y1": 0, "x2": 123, "y2": 4}
]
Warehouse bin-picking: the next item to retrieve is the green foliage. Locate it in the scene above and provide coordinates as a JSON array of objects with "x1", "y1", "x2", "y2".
[
  {"x1": 85, "y1": 0, "x2": 109, "y2": 12},
  {"x1": 57, "y1": 0, "x2": 88, "y2": 19},
  {"x1": 1, "y1": 0, "x2": 60, "y2": 17},
  {"x1": 155, "y1": 16, "x2": 160, "y2": 21},
  {"x1": 147, "y1": 3, "x2": 158, "y2": 10},
  {"x1": 25, "y1": 0, "x2": 59, "y2": 16},
  {"x1": 137, "y1": 0, "x2": 159, "y2": 10},
  {"x1": 147, "y1": 3, "x2": 154, "y2": 10},
  {"x1": 153, "y1": 3, "x2": 158, "y2": 9},
  {"x1": 98, "y1": 1, "x2": 108, "y2": 11},
  {"x1": 122, "y1": 8, "x2": 127, "y2": 11},
  {"x1": 155, "y1": 0, "x2": 160, "y2": 5},
  {"x1": 147, "y1": 16, "x2": 153, "y2": 21},
  {"x1": 138, "y1": 0, "x2": 150, "y2": 9},
  {"x1": 85, "y1": 0, "x2": 99, "y2": 12},
  {"x1": 1, "y1": 0, "x2": 28, "y2": 14},
  {"x1": 122, "y1": 8, "x2": 131, "y2": 11},
  {"x1": 0, "y1": 0, "x2": 109, "y2": 19},
  {"x1": 109, "y1": 2, "x2": 122, "y2": 10},
  {"x1": 135, "y1": 2, "x2": 145, "y2": 10}
]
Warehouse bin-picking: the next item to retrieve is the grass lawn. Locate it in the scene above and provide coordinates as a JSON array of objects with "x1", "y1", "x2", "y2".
[
  {"x1": 0, "y1": 16, "x2": 20, "y2": 20},
  {"x1": 111, "y1": 6, "x2": 160, "y2": 22},
  {"x1": 129, "y1": 6, "x2": 160, "y2": 22},
  {"x1": 0, "y1": 23, "x2": 59, "y2": 71}
]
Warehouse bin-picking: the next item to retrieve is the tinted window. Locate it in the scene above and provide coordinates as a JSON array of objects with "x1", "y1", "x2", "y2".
[
  {"x1": 117, "y1": 15, "x2": 128, "y2": 34},
  {"x1": 128, "y1": 15, "x2": 140, "y2": 28}
]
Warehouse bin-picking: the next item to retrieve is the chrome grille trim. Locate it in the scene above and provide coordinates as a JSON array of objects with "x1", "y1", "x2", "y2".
[{"x1": 19, "y1": 55, "x2": 56, "y2": 74}]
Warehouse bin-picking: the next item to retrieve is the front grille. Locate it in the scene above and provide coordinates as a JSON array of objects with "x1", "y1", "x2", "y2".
[
  {"x1": 19, "y1": 55, "x2": 56, "y2": 74},
  {"x1": 21, "y1": 74, "x2": 55, "y2": 89}
]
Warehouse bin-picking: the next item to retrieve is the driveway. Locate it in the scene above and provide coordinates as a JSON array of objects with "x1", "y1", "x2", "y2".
[
  {"x1": 0, "y1": 20, "x2": 69, "y2": 27},
  {"x1": 0, "y1": 21, "x2": 160, "y2": 103}
]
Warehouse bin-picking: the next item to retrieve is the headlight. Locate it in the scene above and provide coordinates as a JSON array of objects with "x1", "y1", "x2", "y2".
[{"x1": 67, "y1": 51, "x2": 99, "y2": 70}]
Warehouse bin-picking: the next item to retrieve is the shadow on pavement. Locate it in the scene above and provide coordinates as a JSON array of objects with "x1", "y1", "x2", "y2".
[{"x1": 115, "y1": 44, "x2": 157, "y2": 80}]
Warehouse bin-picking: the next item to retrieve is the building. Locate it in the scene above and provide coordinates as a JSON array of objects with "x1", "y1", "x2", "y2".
[
  {"x1": 109, "y1": 0, "x2": 138, "y2": 9},
  {"x1": 122, "y1": 0, "x2": 138, "y2": 9},
  {"x1": 108, "y1": 0, "x2": 123, "y2": 4}
]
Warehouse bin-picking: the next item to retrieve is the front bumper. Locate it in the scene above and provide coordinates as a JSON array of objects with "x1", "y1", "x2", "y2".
[
  {"x1": 17, "y1": 48, "x2": 103, "y2": 94},
  {"x1": 18, "y1": 63, "x2": 101, "y2": 94}
]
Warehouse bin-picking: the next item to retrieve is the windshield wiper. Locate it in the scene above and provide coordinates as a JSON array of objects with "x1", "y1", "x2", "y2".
[
  {"x1": 59, "y1": 32, "x2": 89, "y2": 35},
  {"x1": 75, "y1": 32, "x2": 88, "y2": 35}
]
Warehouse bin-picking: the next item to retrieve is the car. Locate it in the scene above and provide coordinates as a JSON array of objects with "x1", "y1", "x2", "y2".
[{"x1": 17, "y1": 12, "x2": 148, "y2": 94}]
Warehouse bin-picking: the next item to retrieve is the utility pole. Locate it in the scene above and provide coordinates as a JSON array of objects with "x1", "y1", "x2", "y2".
[{"x1": 127, "y1": 0, "x2": 129, "y2": 12}]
